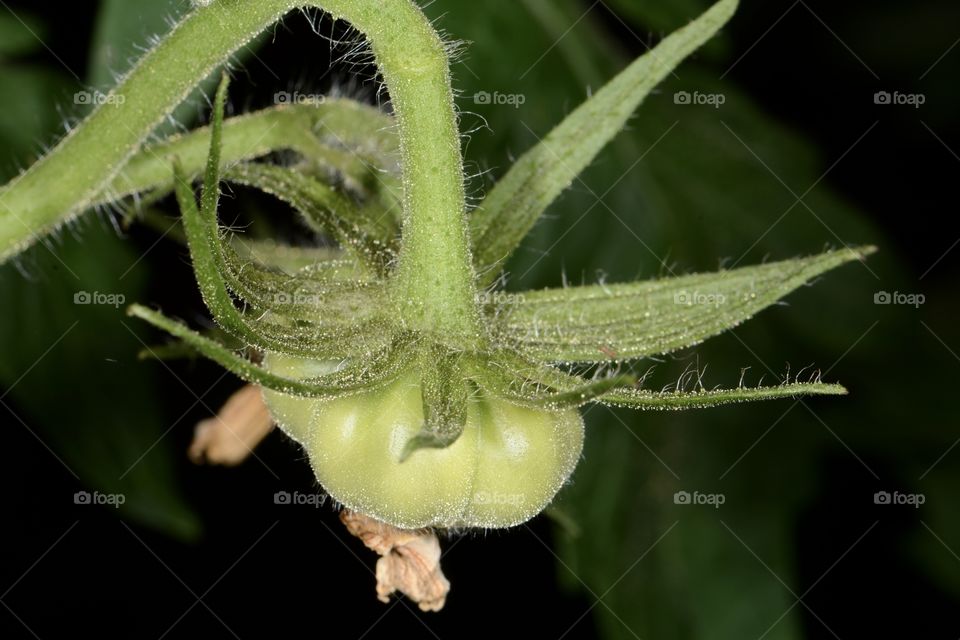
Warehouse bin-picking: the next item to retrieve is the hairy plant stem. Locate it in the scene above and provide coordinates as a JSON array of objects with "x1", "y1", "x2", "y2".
[
  {"x1": 0, "y1": 0, "x2": 480, "y2": 344},
  {"x1": 96, "y1": 101, "x2": 400, "y2": 210}
]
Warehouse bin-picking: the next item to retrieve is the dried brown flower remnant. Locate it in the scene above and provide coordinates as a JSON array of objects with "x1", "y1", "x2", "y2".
[
  {"x1": 188, "y1": 385, "x2": 274, "y2": 465},
  {"x1": 340, "y1": 510, "x2": 451, "y2": 611}
]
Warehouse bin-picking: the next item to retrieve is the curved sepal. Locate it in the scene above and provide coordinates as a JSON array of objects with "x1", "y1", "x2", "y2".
[
  {"x1": 600, "y1": 381, "x2": 847, "y2": 410},
  {"x1": 472, "y1": 351, "x2": 634, "y2": 410},
  {"x1": 470, "y1": 0, "x2": 739, "y2": 283},
  {"x1": 401, "y1": 348, "x2": 470, "y2": 462},
  {"x1": 493, "y1": 246, "x2": 875, "y2": 363},
  {"x1": 128, "y1": 304, "x2": 410, "y2": 399},
  {"x1": 223, "y1": 162, "x2": 398, "y2": 272}
]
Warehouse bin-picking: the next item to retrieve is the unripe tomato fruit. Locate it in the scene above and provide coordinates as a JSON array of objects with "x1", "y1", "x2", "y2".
[{"x1": 262, "y1": 352, "x2": 584, "y2": 529}]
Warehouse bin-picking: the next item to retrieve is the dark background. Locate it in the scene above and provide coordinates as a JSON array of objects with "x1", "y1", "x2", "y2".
[{"x1": 1, "y1": 1, "x2": 957, "y2": 638}]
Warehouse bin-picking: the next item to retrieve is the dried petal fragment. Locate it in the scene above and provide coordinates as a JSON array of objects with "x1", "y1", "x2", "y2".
[
  {"x1": 340, "y1": 510, "x2": 450, "y2": 612},
  {"x1": 188, "y1": 385, "x2": 273, "y2": 465}
]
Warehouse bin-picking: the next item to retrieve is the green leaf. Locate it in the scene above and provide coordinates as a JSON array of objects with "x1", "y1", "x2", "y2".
[
  {"x1": 494, "y1": 246, "x2": 874, "y2": 363},
  {"x1": 0, "y1": 9, "x2": 197, "y2": 538},
  {"x1": 0, "y1": 68, "x2": 72, "y2": 173},
  {"x1": 0, "y1": 232, "x2": 200, "y2": 540},
  {"x1": 598, "y1": 0, "x2": 729, "y2": 53},
  {"x1": 0, "y1": 11, "x2": 45, "y2": 58},
  {"x1": 602, "y1": 0, "x2": 706, "y2": 30},
  {"x1": 470, "y1": 0, "x2": 738, "y2": 284},
  {"x1": 88, "y1": 0, "x2": 221, "y2": 138},
  {"x1": 421, "y1": 1, "x2": 895, "y2": 637},
  {"x1": 555, "y1": 430, "x2": 809, "y2": 640},
  {"x1": 88, "y1": 0, "x2": 187, "y2": 89}
]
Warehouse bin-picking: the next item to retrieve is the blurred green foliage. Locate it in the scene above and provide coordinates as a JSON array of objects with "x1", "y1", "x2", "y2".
[
  {"x1": 0, "y1": 4, "x2": 200, "y2": 539},
  {"x1": 422, "y1": 1, "x2": 952, "y2": 638}
]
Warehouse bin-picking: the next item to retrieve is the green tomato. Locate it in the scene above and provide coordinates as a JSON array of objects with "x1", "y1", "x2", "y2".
[{"x1": 262, "y1": 352, "x2": 584, "y2": 529}]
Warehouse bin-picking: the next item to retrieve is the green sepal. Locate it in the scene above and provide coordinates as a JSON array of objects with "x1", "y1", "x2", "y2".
[
  {"x1": 471, "y1": 351, "x2": 634, "y2": 409},
  {"x1": 128, "y1": 304, "x2": 410, "y2": 399},
  {"x1": 493, "y1": 246, "x2": 875, "y2": 363},
  {"x1": 600, "y1": 381, "x2": 848, "y2": 410},
  {"x1": 223, "y1": 162, "x2": 397, "y2": 272},
  {"x1": 470, "y1": 0, "x2": 739, "y2": 284},
  {"x1": 401, "y1": 347, "x2": 469, "y2": 462}
]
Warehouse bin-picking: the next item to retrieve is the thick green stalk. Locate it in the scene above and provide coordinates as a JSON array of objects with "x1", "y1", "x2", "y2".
[{"x1": 0, "y1": 0, "x2": 478, "y2": 341}]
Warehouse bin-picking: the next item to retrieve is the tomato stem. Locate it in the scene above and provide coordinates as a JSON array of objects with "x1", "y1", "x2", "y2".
[{"x1": 0, "y1": 0, "x2": 481, "y2": 343}]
